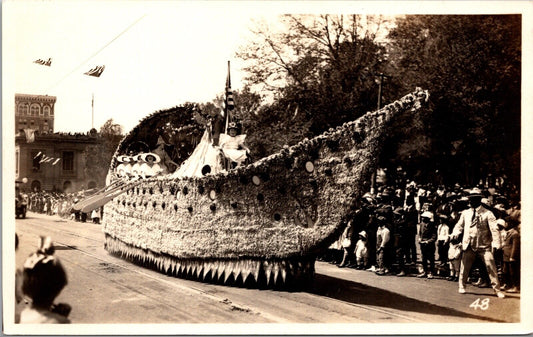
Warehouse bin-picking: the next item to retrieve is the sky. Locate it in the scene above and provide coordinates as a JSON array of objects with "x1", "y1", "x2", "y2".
[
  {"x1": 4, "y1": 1, "x2": 265, "y2": 133},
  {"x1": 3, "y1": 1, "x2": 532, "y2": 135}
]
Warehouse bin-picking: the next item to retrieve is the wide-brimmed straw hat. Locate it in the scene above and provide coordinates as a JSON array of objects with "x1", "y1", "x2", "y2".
[
  {"x1": 116, "y1": 155, "x2": 130, "y2": 163},
  {"x1": 421, "y1": 211, "x2": 434, "y2": 222},
  {"x1": 227, "y1": 122, "x2": 238, "y2": 130},
  {"x1": 468, "y1": 187, "x2": 483, "y2": 198},
  {"x1": 141, "y1": 153, "x2": 161, "y2": 163}
]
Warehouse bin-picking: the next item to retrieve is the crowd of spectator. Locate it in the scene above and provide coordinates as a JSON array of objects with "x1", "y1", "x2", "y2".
[
  {"x1": 27, "y1": 192, "x2": 63, "y2": 216},
  {"x1": 321, "y1": 175, "x2": 521, "y2": 295},
  {"x1": 26, "y1": 190, "x2": 103, "y2": 223}
]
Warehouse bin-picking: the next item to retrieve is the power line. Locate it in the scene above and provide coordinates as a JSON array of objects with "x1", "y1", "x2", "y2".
[{"x1": 45, "y1": 14, "x2": 146, "y2": 93}]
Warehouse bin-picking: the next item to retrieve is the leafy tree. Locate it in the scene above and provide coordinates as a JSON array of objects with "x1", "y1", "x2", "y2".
[
  {"x1": 383, "y1": 15, "x2": 521, "y2": 187},
  {"x1": 238, "y1": 14, "x2": 391, "y2": 154},
  {"x1": 83, "y1": 119, "x2": 124, "y2": 188}
]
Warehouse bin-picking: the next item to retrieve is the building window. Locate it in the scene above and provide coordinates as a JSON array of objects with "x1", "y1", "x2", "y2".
[
  {"x1": 63, "y1": 181, "x2": 72, "y2": 193},
  {"x1": 62, "y1": 151, "x2": 74, "y2": 171},
  {"x1": 16, "y1": 149, "x2": 20, "y2": 177},
  {"x1": 18, "y1": 104, "x2": 29, "y2": 115},
  {"x1": 31, "y1": 104, "x2": 40, "y2": 116},
  {"x1": 43, "y1": 106, "x2": 51, "y2": 116},
  {"x1": 31, "y1": 151, "x2": 42, "y2": 171},
  {"x1": 31, "y1": 180, "x2": 41, "y2": 192}
]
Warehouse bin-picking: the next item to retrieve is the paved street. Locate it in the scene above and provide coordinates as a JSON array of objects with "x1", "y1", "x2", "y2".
[{"x1": 14, "y1": 212, "x2": 520, "y2": 327}]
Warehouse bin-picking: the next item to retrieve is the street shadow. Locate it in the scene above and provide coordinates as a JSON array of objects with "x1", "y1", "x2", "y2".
[{"x1": 307, "y1": 274, "x2": 505, "y2": 323}]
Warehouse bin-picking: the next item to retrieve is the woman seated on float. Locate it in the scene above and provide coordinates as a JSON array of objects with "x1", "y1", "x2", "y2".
[
  {"x1": 114, "y1": 155, "x2": 131, "y2": 179},
  {"x1": 152, "y1": 135, "x2": 177, "y2": 174},
  {"x1": 129, "y1": 154, "x2": 143, "y2": 179},
  {"x1": 219, "y1": 122, "x2": 250, "y2": 168},
  {"x1": 139, "y1": 153, "x2": 163, "y2": 179}
]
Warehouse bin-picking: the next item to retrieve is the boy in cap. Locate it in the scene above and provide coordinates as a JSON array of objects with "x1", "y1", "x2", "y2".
[
  {"x1": 354, "y1": 231, "x2": 369, "y2": 269},
  {"x1": 501, "y1": 215, "x2": 520, "y2": 293},
  {"x1": 417, "y1": 211, "x2": 437, "y2": 278},
  {"x1": 375, "y1": 207, "x2": 392, "y2": 275}
]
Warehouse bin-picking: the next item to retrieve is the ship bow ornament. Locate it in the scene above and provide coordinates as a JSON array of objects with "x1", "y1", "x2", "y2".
[{"x1": 103, "y1": 88, "x2": 429, "y2": 287}]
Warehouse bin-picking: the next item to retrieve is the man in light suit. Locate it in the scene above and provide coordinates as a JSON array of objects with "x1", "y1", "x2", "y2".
[{"x1": 451, "y1": 187, "x2": 505, "y2": 298}]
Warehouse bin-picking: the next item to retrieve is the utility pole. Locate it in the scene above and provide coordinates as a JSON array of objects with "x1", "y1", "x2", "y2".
[
  {"x1": 371, "y1": 72, "x2": 391, "y2": 195},
  {"x1": 91, "y1": 93, "x2": 94, "y2": 129},
  {"x1": 376, "y1": 73, "x2": 391, "y2": 110}
]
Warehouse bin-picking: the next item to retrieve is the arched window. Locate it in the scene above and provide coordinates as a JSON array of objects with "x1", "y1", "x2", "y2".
[
  {"x1": 18, "y1": 104, "x2": 29, "y2": 115},
  {"x1": 63, "y1": 181, "x2": 72, "y2": 193},
  {"x1": 31, "y1": 180, "x2": 41, "y2": 192},
  {"x1": 43, "y1": 106, "x2": 51, "y2": 116},
  {"x1": 31, "y1": 104, "x2": 40, "y2": 116}
]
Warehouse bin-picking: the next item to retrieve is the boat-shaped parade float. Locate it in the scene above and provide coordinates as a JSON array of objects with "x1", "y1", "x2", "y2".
[{"x1": 80, "y1": 87, "x2": 429, "y2": 288}]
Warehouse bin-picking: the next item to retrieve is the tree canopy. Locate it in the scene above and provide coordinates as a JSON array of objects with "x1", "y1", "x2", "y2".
[
  {"x1": 83, "y1": 118, "x2": 124, "y2": 188},
  {"x1": 234, "y1": 14, "x2": 521, "y2": 188},
  {"x1": 384, "y1": 15, "x2": 521, "y2": 186}
]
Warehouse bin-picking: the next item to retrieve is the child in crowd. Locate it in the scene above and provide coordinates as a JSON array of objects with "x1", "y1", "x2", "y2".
[
  {"x1": 502, "y1": 216, "x2": 520, "y2": 293},
  {"x1": 19, "y1": 236, "x2": 71, "y2": 323},
  {"x1": 436, "y1": 214, "x2": 450, "y2": 275},
  {"x1": 447, "y1": 235, "x2": 462, "y2": 281},
  {"x1": 91, "y1": 208, "x2": 101, "y2": 224},
  {"x1": 417, "y1": 211, "x2": 437, "y2": 279},
  {"x1": 354, "y1": 231, "x2": 369, "y2": 270}
]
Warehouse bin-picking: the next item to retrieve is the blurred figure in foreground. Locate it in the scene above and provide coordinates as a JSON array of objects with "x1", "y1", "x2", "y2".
[{"x1": 20, "y1": 236, "x2": 71, "y2": 323}]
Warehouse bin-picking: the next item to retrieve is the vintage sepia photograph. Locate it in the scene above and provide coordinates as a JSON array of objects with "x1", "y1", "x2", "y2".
[{"x1": 3, "y1": 1, "x2": 532, "y2": 335}]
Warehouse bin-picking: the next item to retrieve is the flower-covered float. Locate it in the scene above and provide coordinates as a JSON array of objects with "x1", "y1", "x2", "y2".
[{"x1": 101, "y1": 88, "x2": 429, "y2": 287}]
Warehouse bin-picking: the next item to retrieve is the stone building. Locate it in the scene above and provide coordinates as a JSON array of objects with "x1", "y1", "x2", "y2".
[
  {"x1": 15, "y1": 93, "x2": 56, "y2": 134},
  {"x1": 15, "y1": 93, "x2": 101, "y2": 193}
]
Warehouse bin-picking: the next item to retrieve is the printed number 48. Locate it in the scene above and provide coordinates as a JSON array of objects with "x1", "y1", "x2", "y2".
[{"x1": 470, "y1": 298, "x2": 490, "y2": 310}]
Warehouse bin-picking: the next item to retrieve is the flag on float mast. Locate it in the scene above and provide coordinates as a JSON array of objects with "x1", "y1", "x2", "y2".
[
  {"x1": 224, "y1": 61, "x2": 235, "y2": 132},
  {"x1": 84, "y1": 65, "x2": 105, "y2": 77},
  {"x1": 33, "y1": 58, "x2": 52, "y2": 66}
]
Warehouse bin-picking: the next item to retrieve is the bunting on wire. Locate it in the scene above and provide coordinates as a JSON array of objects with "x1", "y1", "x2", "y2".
[
  {"x1": 52, "y1": 158, "x2": 61, "y2": 166},
  {"x1": 38, "y1": 155, "x2": 58, "y2": 164},
  {"x1": 33, "y1": 151, "x2": 42, "y2": 159},
  {"x1": 34, "y1": 58, "x2": 52, "y2": 66},
  {"x1": 84, "y1": 65, "x2": 105, "y2": 77}
]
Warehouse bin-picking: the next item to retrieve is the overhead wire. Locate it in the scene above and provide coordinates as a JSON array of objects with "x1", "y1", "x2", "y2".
[{"x1": 44, "y1": 14, "x2": 146, "y2": 93}]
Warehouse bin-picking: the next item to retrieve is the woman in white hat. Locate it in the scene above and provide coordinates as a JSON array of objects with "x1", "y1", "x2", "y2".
[
  {"x1": 130, "y1": 154, "x2": 143, "y2": 179},
  {"x1": 140, "y1": 153, "x2": 163, "y2": 179},
  {"x1": 219, "y1": 122, "x2": 250, "y2": 168},
  {"x1": 115, "y1": 155, "x2": 131, "y2": 179}
]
